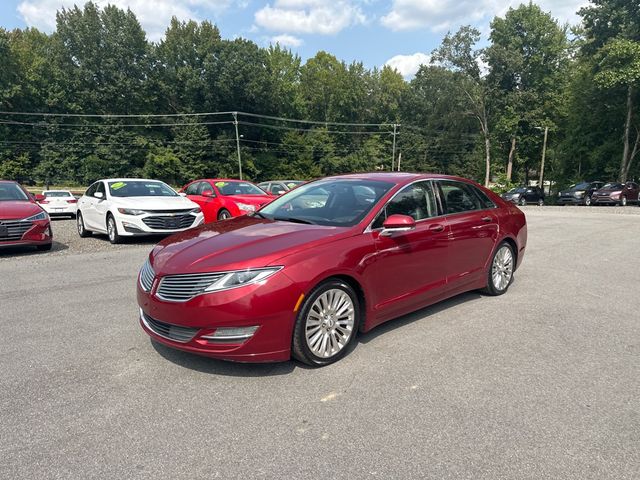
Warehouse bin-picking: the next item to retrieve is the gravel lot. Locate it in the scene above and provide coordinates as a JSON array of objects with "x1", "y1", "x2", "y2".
[{"x1": 1, "y1": 208, "x2": 639, "y2": 479}]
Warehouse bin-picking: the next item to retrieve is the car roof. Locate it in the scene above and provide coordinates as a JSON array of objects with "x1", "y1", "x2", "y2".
[
  {"x1": 97, "y1": 178, "x2": 167, "y2": 182},
  {"x1": 195, "y1": 178, "x2": 256, "y2": 183},
  {"x1": 322, "y1": 172, "x2": 478, "y2": 186}
]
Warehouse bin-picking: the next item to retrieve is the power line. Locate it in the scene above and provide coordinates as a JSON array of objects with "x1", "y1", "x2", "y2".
[
  {"x1": 0, "y1": 111, "x2": 235, "y2": 118},
  {"x1": 0, "y1": 119, "x2": 234, "y2": 128},
  {"x1": 238, "y1": 120, "x2": 393, "y2": 135}
]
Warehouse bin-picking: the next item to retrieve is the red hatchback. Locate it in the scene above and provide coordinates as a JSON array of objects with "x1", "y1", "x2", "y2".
[
  {"x1": 0, "y1": 180, "x2": 53, "y2": 251},
  {"x1": 138, "y1": 173, "x2": 527, "y2": 366},
  {"x1": 180, "y1": 179, "x2": 275, "y2": 223}
]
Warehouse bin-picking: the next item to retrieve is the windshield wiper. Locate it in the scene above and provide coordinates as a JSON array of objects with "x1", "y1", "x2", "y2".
[
  {"x1": 252, "y1": 212, "x2": 267, "y2": 219},
  {"x1": 273, "y1": 216, "x2": 316, "y2": 225}
]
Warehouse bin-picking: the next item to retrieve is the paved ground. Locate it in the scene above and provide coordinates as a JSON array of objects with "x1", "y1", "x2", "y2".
[{"x1": 1, "y1": 209, "x2": 639, "y2": 479}]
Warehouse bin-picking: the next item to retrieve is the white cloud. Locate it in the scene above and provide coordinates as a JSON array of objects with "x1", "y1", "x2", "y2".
[
  {"x1": 381, "y1": 0, "x2": 587, "y2": 32},
  {"x1": 385, "y1": 52, "x2": 431, "y2": 78},
  {"x1": 254, "y1": 0, "x2": 366, "y2": 35},
  {"x1": 17, "y1": 0, "x2": 234, "y2": 41},
  {"x1": 270, "y1": 34, "x2": 303, "y2": 47}
]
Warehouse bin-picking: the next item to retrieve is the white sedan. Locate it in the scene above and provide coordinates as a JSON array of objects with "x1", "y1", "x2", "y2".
[
  {"x1": 76, "y1": 178, "x2": 204, "y2": 244},
  {"x1": 39, "y1": 190, "x2": 78, "y2": 218}
]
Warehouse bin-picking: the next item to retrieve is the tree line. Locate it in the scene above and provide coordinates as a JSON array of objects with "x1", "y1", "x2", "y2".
[{"x1": 0, "y1": 0, "x2": 638, "y2": 189}]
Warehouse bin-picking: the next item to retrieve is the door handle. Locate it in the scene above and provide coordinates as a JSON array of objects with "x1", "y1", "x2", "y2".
[
  {"x1": 429, "y1": 224, "x2": 445, "y2": 232},
  {"x1": 481, "y1": 216, "x2": 492, "y2": 223}
]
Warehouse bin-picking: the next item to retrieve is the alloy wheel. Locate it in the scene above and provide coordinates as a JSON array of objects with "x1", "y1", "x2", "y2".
[
  {"x1": 491, "y1": 245, "x2": 514, "y2": 292},
  {"x1": 77, "y1": 214, "x2": 84, "y2": 235},
  {"x1": 304, "y1": 288, "x2": 355, "y2": 359},
  {"x1": 108, "y1": 218, "x2": 115, "y2": 241},
  {"x1": 621, "y1": 197, "x2": 627, "y2": 206},
  {"x1": 585, "y1": 196, "x2": 591, "y2": 206}
]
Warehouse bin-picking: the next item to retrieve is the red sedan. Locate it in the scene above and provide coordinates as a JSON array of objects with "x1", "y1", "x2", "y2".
[
  {"x1": 0, "y1": 180, "x2": 53, "y2": 251},
  {"x1": 138, "y1": 173, "x2": 527, "y2": 366},
  {"x1": 180, "y1": 179, "x2": 275, "y2": 223}
]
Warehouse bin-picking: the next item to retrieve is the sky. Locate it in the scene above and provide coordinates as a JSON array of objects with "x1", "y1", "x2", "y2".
[{"x1": 1, "y1": 0, "x2": 588, "y2": 78}]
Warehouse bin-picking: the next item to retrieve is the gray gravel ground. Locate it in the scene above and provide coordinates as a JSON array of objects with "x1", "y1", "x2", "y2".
[{"x1": 1, "y1": 208, "x2": 639, "y2": 479}]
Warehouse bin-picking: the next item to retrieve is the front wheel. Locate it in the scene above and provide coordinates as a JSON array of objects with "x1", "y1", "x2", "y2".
[
  {"x1": 217, "y1": 209, "x2": 231, "y2": 221},
  {"x1": 292, "y1": 280, "x2": 360, "y2": 367},
  {"x1": 519, "y1": 197, "x2": 526, "y2": 206},
  {"x1": 538, "y1": 198, "x2": 544, "y2": 206},
  {"x1": 106, "y1": 214, "x2": 122, "y2": 244},
  {"x1": 620, "y1": 196, "x2": 627, "y2": 206},
  {"x1": 482, "y1": 242, "x2": 515, "y2": 296},
  {"x1": 77, "y1": 212, "x2": 92, "y2": 237},
  {"x1": 585, "y1": 196, "x2": 592, "y2": 206}
]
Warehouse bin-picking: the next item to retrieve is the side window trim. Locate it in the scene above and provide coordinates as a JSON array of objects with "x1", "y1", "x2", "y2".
[{"x1": 436, "y1": 179, "x2": 491, "y2": 216}]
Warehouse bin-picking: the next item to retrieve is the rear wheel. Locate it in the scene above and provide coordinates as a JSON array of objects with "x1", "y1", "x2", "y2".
[
  {"x1": 106, "y1": 214, "x2": 122, "y2": 244},
  {"x1": 292, "y1": 279, "x2": 359, "y2": 367},
  {"x1": 217, "y1": 209, "x2": 231, "y2": 221},
  {"x1": 77, "y1": 212, "x2": 92, "y2": 237},
  {"x1": 482, "y1": 242, "x2": 515, "y2": 296}
]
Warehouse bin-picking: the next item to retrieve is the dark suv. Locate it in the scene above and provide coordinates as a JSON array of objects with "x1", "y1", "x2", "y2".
[
  {"x1": 557, "y1": 181, "x2": 604, "y2": 206},
  {"x1": 501, "y1": 186, "x2": 544, "y2": 206},
  {"x1": 591, "y1": 182, "x2": 640, "y2": 206}
]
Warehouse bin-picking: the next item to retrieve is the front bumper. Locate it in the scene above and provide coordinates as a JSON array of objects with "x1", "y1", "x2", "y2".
[
  {"x1": 557, "y1": 196, "x2": 586, "y2": 205},
  {"x1": 115, "y1": 212, "x2": 204, "y2": 236},
  {"x1": 137, "y1": 269, "x2": 299, "y2": 362},
  {"x1": 591, "y1": 196, "x2": 618, "y2": 205},
  {"x1": 0, "y1": 219, "x2": 52, "y2": 248}
]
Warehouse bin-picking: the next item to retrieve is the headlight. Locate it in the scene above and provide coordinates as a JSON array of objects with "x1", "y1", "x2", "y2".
[
  {"x1": 610, "y1": 192, "x2": 620, "y2": 199},
  {"x1": 190, "y1": 207, "x2": 202, "y2": 214},
  {"x1": 204, "y1": 267, "x2": 282, "y2": 293},
  {"x1": 24, "y1": 211, "x2": 48, "y2": 222},
  {"x1": 235, "y1": 202, "x2": 256, "y2": 212},
  {"x1": 573, "y1": 191, "x2": 585, "y2": 198},
  {"x1": 558, "y1": 192, "x2": 561, "y2": 197},
  {"x1": 118, "y1": 208, "x2": 145, "y2": 215}
]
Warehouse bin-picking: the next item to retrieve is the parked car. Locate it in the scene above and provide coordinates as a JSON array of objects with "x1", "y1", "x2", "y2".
[
  {"x1": 591, "y1": 182, "x2": 640, "y2": 206},
  {"x1": 501, "y1": 186, "x2": 544, "y2": 206},
  {"x1": 557, "y1": 181, "x2": 604, "y2": 206},
  {"x1": 37, "y1": 190, "x2": 78, "y2": 218},
  {"x1": 138, "y1": 173, "x2": 527, "y2": 366},
  {"x1": 180, "y1": 179, "x2": 275, "y2": 223},
  {"x1": 76, "y1": 179, "x2": 204, "y2": 244},
  {"x1": 0, "y1": 180, "x2": 52, "y2": 251},
  {"x1": 257, "y1": 180, "x2": 305, "y2": 196}
]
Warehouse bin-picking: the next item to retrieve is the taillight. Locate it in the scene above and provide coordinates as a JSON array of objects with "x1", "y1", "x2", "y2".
[{"x1": 67, "y1": 199, "x2": 77, "y2": 203}]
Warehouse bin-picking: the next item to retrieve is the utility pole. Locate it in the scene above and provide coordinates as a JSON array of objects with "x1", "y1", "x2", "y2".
[
  {"x1": 391, "y1": 124, "x2": 397, "y2": 171},
  {"x1": 233, "y1": 112, "x2": 243, "y2": 180},
  {"x1": 539, "y1": 126, "x2": 548, "y2": 193},
  {"x1": 397, "y1": 151, "x2": 402, "y2": 172}
]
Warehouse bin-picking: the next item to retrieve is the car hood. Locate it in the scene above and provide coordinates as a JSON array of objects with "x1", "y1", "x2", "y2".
[
  {"x1": 149, "y1": 216, "x2": 349, "y2": 275},
  {"x1": 594, "y1": 189, "x2": 620, "y2": 195},
  {"x1": 0, "y1": 201, "x2": 42, "y2": 220},
  {"x1": 224, "y1": 194, "x2": 274, "y2": 206},
  {"x1": 109, "y1": 196, "x2": 198, "y2": 210}
]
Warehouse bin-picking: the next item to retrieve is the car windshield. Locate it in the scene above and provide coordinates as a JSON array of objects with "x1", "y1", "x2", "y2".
[
  {"x1": 0, "y1": 182, "x2": 29, "y2": 201},
  {"x1": 284, "y1": 181, "x2": 304, "y2": 188},
  {"x1": 108, "y1": 181, "x2": 177, "y2": 197},
  {"x1": 44, "y1": 191, "x2": 72, "y2": 197},
  {"x1": 258, "y1": 179, "x2": 393, "y2": 227},
  {"x1": 507, "y1": 187, "x2": 527, "y2": 193},
  {"x1": 216, "y1": 181, "x2": 265, "y2": 196},
  {"x1": 602, "y1": 183, "x2": 623, "y2": 190},
  {"x1": 569, "y1": 182, "x2": 590, "y2": 191}
]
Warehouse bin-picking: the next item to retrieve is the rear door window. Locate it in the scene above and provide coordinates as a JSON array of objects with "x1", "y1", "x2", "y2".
[{"x1": 438, "y1": 181, "x2": 482, "y2": 214}]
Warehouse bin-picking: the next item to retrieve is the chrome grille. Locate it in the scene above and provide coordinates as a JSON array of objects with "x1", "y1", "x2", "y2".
[
  {"x1": 139, "y1": 260, "x2": 155, "y2": 292},
  {"x1": 156, "y1": 272, "x2": 225, "y2": 302},
  {"x1": 142, "y1": 214, "x2": 195, "y2": 231},
  {"x1": 140, "y1": 311, "x2": 199, "y2": 343},
  {"x1": 0, "y1": 219, "x2": 33, "y2": 241}
]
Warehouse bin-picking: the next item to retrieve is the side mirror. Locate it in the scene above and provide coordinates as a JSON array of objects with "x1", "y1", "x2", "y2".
[
  {"x1": 202, "y1": 189, "x2": 214, "y2": 198},
  {"x1": 380, "y1": 214, "x2": 416, "y2": 237},
  {"x1": 178, "y1": 192, "x2": 187, "y2": 197},
  {"x1": 35, "y1": 194, "x2": 45, "y2": 202},
  {"x1": 277, "y1": 190, "x2": 286, "y2": 195},
  {"x1": 95, "y1": 191, "x2": 104, "y2": 199}
]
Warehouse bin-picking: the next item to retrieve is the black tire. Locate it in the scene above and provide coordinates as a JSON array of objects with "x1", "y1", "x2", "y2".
[
  {"x1": 106, "y1": 214, "x2": 123, "y2": 244},
  {"x1": 217, "y1": 209, "x2": 231, "y2": 221},
  {"x1": 481, "y1": 241, "x2": 515, "y2": 296},
  {"x1": 538, "y1": 198, "x2": 544, "y2": 206},
  {"x1": 620, "y1": 196, "x2": 627, "y2": 207},
  {"x1": 36, "y1": 243, "x2": 52, "y2": 251},
  {"x1": 76, "y1": 211, "x2": 92, "y2": 237},
  {"x1": 584, "y1": 196, "x2": 591, "y2": 206},
  {"x1": 519, "y1": 197, "x2": 527, "y2": 206},
  {"x1": 292, "y1": 279, "x2": 360, "y2": 367}
]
